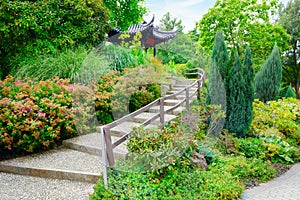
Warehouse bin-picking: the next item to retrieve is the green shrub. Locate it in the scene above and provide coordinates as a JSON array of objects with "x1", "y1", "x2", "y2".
[
  {"x1": 95, "y1": 71, "x2": 122, "y2": 124},
  {"x1": 95, "y1": 68, "x2": 162, "y2": 124},
  {"x1": 91, "y1": 164, "x2": 244, "y2": 200},
  {"x1": 209, "y1": 155, "x2": 276, "y2": 186},
  {"x1": 129, "y1": 84, "x2": 160, "y2": 112},
  {"x1": 234, "y1": 138, "x2": 268, "y2": 160},
  {"x1": 0, "y1": 0, "x2": 111, "y2": 78},
  {"x1": 249, "y1": 98, "x2": 300, "y2": 145},
  {"x1": 260, "y1": 135, "x2": 299, "y2": 164},
  {"x1": 119, "y1": 121, "x2": 194, "y2": 172}
]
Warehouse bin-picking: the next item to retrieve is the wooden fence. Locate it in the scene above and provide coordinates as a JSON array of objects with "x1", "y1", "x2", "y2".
[{"x1": 100, "y1": 68, "x2": 205, "y2": 187}]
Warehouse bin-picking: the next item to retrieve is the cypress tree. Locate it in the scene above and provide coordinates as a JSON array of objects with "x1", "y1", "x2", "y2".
[
  {"x1": 206, "y1": 30, "x2": 229, "y2": 107},
  {"x1": 255, "y1": 45, "x2": 283, "y2": 102},
  {"x1": 226, "y1": 52, "x2": 247, "y2": 137},
  {"x1": 243, "y1": 46, "x2": 254, "y2": 133},
  {"x1": 206, "y1": 30, "x2": 229, "y2": 135}
]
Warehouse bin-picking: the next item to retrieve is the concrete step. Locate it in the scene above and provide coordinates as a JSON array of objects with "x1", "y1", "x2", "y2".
[
  {"x1": 168, "y1": 94, "x2": 197, "y2": 100},
  {"x1": 63, "y1": 132, "x2": 128, "y2": 159},
  {"x1": 110, "y1": 122, "x2": 157, "y2": 137},
  {"x1": 0, "y1": 147, "x2": 102, "y2": 183},
  {"x1": 164, "y1": 99, "x2": 185, "y2": 106},
  {"x1": 167, "y1": 89, "x2": 197, "y2": 95},
  {"x1": 130, "y1": 112, "x2": 178, "y2": 125},
  {"x1": 148, "y1": 105, "x2": 185, "y2": 115}
]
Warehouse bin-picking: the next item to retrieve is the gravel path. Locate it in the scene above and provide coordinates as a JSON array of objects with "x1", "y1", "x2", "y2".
[{"x1": 0, "y1": 172, "x2": 95, "y2": 200}]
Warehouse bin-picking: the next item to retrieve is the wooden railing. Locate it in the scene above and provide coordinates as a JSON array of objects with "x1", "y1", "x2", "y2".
[{"x1": 100, "y1": 68, "x2": 206, "y2": 187}]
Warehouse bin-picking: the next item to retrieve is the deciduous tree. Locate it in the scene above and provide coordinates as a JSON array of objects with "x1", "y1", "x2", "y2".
[
  {"x1": 278, "y1": 0, "x2": 300, "y2": 99},
  {"x1": 196, "y1": 0, "x2": 290, "y2": 69}
]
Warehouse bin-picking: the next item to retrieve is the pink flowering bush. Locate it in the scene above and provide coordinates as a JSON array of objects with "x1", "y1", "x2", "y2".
[{"x1": 0, "y1": 76, "x2": 78, "y2": 157}]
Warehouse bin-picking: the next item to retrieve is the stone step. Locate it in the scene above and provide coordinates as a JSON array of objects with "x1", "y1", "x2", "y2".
[
  {"x1": 168, "y1": 94, "x2": 197, "y2": 100},
  {"x1": 63, "y1": 132, "x2": 128, "y2": 159},
  {"x1": 164, "y1": 99, "x2": 185, "y2": 106},
  {"x1": 110, "y1": 122, "x2": 157, "y2": 137},
  {"x1": 130, "y1": 112, "x2": 178, "y2": 125},
  {"x1": 0, "y1": 147, "x2": 102, "y2": 183},
  {"x1": 167, "y1": 89, "x2": 197, "y2": 95},
  {"x1": 148, "y1": 105, "x2": 185, "y2": 115}
]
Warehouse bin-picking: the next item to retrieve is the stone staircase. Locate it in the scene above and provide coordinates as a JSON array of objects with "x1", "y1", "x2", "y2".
[{"x1": 0, "y1": 77, "x2": 198, "y2": 184}]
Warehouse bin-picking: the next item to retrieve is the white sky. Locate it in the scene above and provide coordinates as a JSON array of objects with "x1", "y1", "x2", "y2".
[{"x1": 144, "y1": 0, "x2": 290, "y2": 33}]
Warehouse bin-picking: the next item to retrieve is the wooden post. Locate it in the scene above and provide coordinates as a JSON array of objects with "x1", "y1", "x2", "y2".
[
  {"x1": 186, "y1": 88, "x2": 190, "y2": 111},
  {"x1": 103, "y1": 128, "x2": 115, "y2": 167},
  {"x1": 197, "y1": 80, "x2": 201, "y2": 100},
  {"x1": 100, "y1": 127, "x2": 108, "y2": 188},
  {"x1": 160, "y1": 98, "x2": 165, "y2": 128}
]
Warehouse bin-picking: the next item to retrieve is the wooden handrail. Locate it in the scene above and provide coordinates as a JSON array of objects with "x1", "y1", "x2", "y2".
[{"x1": 101, "y1": 68, "x2": 206, "y2": 187}]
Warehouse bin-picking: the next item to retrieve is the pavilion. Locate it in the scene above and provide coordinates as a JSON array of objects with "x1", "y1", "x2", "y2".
[{"x1": 107, "y1": 16, "x2": 177, "y2": 56}]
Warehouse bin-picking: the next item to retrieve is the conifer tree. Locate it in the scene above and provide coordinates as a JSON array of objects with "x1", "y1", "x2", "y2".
[
  {"x1": 255, "y1": 45, "x2": 283, "y2": 102},
  {"x1": 243, "y1": 46, "x2": 254, "y2": 133},
  {"x1": 206, "y1": 30, "x2": 229, "y2": 106},
  {"x1": 226, "y1": 52, "x2": 247, "y2": 137},
  {"x1": 206, "y1": 30, "x2": 228, "y2": 135}
]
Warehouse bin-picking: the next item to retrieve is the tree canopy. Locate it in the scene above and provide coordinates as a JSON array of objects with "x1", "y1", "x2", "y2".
[
  {"x1": 158, "y1": 12, "x2": 184, "y2": 33},
  {"x1": 278, "y1": 0, "x2": 300, "y2": 99},
  {"x1": 0, "y1": 0, "x2": 147, "y2": 79},
  {"x1": 103, "y1": 0, "x2": 147, "y2": 31},
  {"x1": 196, "y1": 0, "x2": 290, "y2": 69}
]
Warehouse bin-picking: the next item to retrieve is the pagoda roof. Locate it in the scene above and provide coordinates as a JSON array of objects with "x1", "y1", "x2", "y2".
[{"x1": 107, "y1": 16, "x2": 177, "y2": 48}]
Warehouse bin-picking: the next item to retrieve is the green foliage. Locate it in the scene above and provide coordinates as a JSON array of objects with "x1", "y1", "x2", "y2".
[
  {"x1": 90, "y1": 165, "x2": 244, "y2": 200},
  {"x1": 102, "y1": 0, "x2": 146, "y2": 31},
  {"x1": 261, "y1": 134, "x2": 299, "y2": 164},
  {"x1": 279, "y1": 84, "x2": 296, "y2": 98},
  {"x1": 0, "y1": 77, "x2": 79, "y2": 157},
  {"x1": 103, "y1": 45, "x2": 140, "y2": 71},
  {"x1": 247, "y1": 98, "x2": 300, "y2": 164},
  {"x1": 120, "y1": 121, "x2": 193, "y2": 172},
  {"x1": 129, "y1": 84, "x2": 161, "y2": 112},
  {"x1": 157, "y1": 34, "x2": 209, "y2": 71},
  {"x1": 255, "y1": 45, "x2": 283, "y2": 102},
  {"x1": 0, "y1": 0, "x2": 110, "y2": 79},
  {"x1": 14, "y1": 46, "x2": 111, "y2": 84},
  {"x1": 243, "y1": 46, "x2": 255, "y2": 132},
  {"x1": 95, "y1": 68, "x2": 162, "y2": 124},
  {"x1": 234, "y1": 138, "x2": 268, "y2": 160},
  {"x1": 158, "y1": 12, "x2": 184, "y2": 33},
  {"x1": 209, "y1": 155, "x2": 276, "y2": 185},
  {"x1": 278, "y1": 0, "x2": 300, "y2": 99},
  {"x1": 14, "y1": 44, "x2": 145, "y2": 84},
  {"x1": 206, "y1": 31, "x2": 228, "y2": 135},
  {"x1": 225, "y1": 52, "x2": 247, "y2": 137},
  {"x1": 196, "y1": 0, "x2": 290, "y2": 69},
  {"x1": 95, "y1": 71, "x2": 122, "y2": 124},
  {"x1": 249, "y1": 98, "x2": 300, "y2": 144}
]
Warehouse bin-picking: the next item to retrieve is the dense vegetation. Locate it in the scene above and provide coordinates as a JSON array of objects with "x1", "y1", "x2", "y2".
[{"x1": 0, "y1": 0, "x2": 299, "y2": 199}]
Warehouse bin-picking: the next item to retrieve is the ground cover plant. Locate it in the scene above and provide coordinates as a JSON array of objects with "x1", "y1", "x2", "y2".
[{"x1": 90, "y1": 97, "x2": 289, "y2": 199}]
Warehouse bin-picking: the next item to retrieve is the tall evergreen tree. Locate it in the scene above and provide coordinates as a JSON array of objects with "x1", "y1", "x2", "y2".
[
  {"x1": 243, "y1": 46, "x2": 254, "y2": 133},
  {"x1": 226, "y1": 52, "x2": 247, "y2": 137},
  {"x1": 206, "y1": 30, "x2": 229, "y2": 105},
  {"x1": 255, "y1": 45, "x2": 283, "y2": 102},
  {"x1": 206, "y1": 30, "x2": 228, "y2": 136}
]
